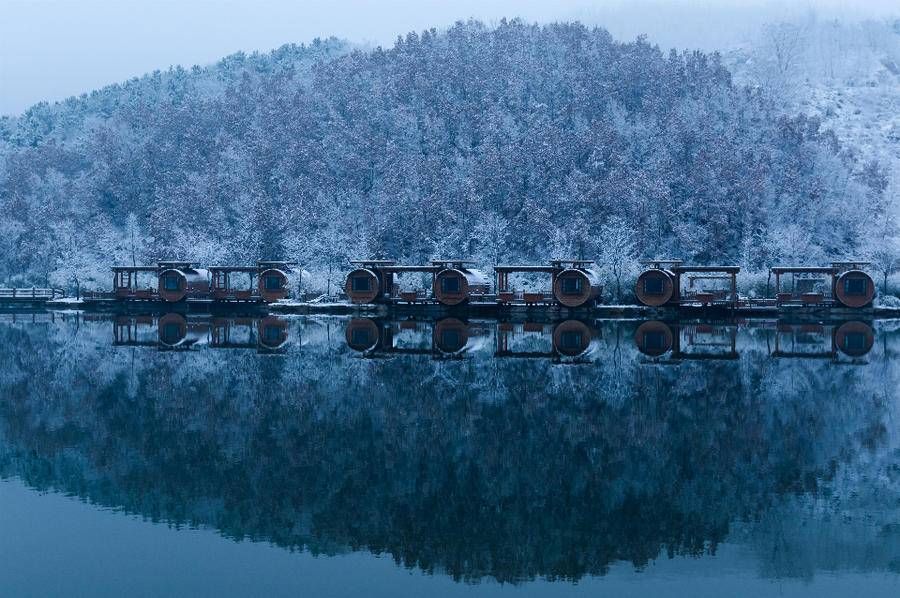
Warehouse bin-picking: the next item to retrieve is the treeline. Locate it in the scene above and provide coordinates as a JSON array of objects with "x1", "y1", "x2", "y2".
[{"x1": 0, "y1": 20, "x2": 892, "y2": 292}]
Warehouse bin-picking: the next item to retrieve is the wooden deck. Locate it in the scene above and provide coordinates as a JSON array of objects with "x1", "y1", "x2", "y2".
[{"x1": 0, "y1": 288, "x2": 67, "y2": 303}]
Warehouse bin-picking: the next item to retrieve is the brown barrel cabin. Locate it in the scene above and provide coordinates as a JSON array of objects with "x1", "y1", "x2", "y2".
[
  {"x1": 550, "y1": 260, "x2": 603, "y2": 308},
  {"x1": 769, "y1": 262, "x2": 875, "y2": 308},
  {"x1": 157, "y1": 262, "x2": 211, "y2": 302},
  {"x1": 257, "y1": 261, "x2": 295, "y2": 303},
  {"x1": 635, "y1": 259, "x2": 682, "y2": 307},
  {"x1": 432, "y1": 260, "x2": 491, "y2": 306},
  {"x1": 345, "y1": 260, "x2": 396, "y2": 304},
  {"x1": 832, "y1": 262, "x2": 875, "y2": 308},
  {"x1": 636, "y1": 262, "x2": 739, "y2": 308}
]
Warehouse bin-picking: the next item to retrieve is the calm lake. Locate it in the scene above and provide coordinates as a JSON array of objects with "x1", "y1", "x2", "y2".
[{"x1": 1, "y1": 313, "x2": 899, "y2": 597}]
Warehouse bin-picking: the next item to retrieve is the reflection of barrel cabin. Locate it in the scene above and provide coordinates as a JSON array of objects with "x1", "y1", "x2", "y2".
[
  {"x1": 432, "y1": 260, "x2": 490, "y2": 306},
  {"x1": 158, "y1": 262, "x2": 211, "y2": 302},
  {"x1": 257, "y1": 316, "x2": 289, "y2": 350},
  {"x1": 157, "y1": 313, "x2": 210, "y2": 348},
  {"x1": 345, "y1": 260, "x2": 396, "y2": 304},
  {"x1": 257, "y1": 261, "x2": 294, "y2": 303},
  {"x1": 635, "y1": 259, "x2": 682, "y2": 307},
  {"x1": 551, "y1": 319, "x2": 597, "y2": 357},
  {"x1": 432, "y1": 317, "x2": 488, "y2": 354},
  {"x1": 550, "y1": 260, "x2": 603, "y2": 308},
  {"x1": 345, "y1": 318, "x2": 390, "y2": 352},
  {"x1": 832, "y1": 262, "x2": 875, "y2": 308},
  {"x1": 634, "y1": 321, "x2": 675, "y2": 356},
  {"x1": 833, "y1": 321, "x2": 874, "y2": 357}
]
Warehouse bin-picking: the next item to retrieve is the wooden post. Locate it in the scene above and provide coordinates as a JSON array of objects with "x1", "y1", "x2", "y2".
[{"x1": 731, "y1": 273, "x2": 736, "y2": 308}]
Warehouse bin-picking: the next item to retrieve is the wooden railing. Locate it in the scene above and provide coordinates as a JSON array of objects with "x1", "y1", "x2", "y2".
[{"x1": 0, "y1": 288, "x2": 67, "y2": 301}]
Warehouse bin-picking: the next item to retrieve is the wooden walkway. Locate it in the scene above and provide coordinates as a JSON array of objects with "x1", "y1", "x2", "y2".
[{"x1": 0, "y1": 288, "x2": 67, "y2": 302}]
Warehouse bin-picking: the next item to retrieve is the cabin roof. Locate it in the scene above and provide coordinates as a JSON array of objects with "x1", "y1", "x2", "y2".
[
  {"x1": 494, "y1": 265, "x2": 558, "y2": 273},
  {"x1": 380, "y1": 265, "x2": 441, "y2": 273},
  {"x1": 770, "y1": 266, "x2": 839, "y2": 274},
  {"x1": 158, "y1": 261, "x2": 193, "y2": 269},
  {"x1": 673, "y1": 265, "x2": 740, "y2": 274},
  {"x1": 350, "y1": 259, "x2": 397, "y2": 266},
  {"x1": 209, "y1": 266, "x2": 259, "y2": 272},
  {"x1": 112, "y1": 266, "x2": 159, "y2": 272},
  {"x1": 431, "y1": 259, "x2": 477, "y2": 267},
  {"x1": 548, "y1": 259, "x2": 595, "y2": 268},
  {"x1": 639, "y1": 258, "x2": 683, "y2": 266}
]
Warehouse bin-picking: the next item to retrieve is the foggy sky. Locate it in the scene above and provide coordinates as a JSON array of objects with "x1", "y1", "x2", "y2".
[{"x1": 1, "y1": 0, "x2": 896, "y2": 115}]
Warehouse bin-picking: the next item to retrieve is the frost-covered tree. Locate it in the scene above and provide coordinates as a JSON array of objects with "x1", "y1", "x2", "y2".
[
  {"x1": 597, "y1": 216, "x2": 638, "y2": 302},
  {"x1": 0, "y1": 21, "x2": 891, "y2": 287}
]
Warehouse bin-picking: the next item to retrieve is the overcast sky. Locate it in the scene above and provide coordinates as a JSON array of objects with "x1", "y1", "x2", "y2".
[{"x1": 1, "y1": 0, "x2": 896, "y2": 115}]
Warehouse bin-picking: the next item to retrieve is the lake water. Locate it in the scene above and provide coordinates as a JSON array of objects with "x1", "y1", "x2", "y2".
[{"x1": 1, "y1": 313, "x2": 899, "y2": 597}]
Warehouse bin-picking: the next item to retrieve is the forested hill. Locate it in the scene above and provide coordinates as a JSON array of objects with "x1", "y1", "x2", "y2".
[{"x1": 0, "y1": 20, "x2": 891, "y2": 291}]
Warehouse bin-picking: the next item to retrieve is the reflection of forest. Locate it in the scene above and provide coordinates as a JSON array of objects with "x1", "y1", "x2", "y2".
[{"x1": 0, "y1": 315, "x2": 898, "y2": 583}]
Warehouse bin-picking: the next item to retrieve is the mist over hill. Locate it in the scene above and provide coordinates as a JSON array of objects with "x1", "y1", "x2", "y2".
[{"x1": 0, "y1": 19, "x2": 894, "y2": 293}]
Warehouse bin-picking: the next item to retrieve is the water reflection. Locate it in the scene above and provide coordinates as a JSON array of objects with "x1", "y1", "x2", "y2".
[
  {"x1": 0, "y1": 313, "x2": 898, "y2": 586},
  {"x1": 112, "y1": 313, "x2": 291, "y2": 353}
]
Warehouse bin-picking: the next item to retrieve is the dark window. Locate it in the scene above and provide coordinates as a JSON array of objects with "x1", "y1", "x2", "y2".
[
  {"x1": 164, "y1": 275, "x2": 180, "y2": 291},
  {"x1": 441, "y1": 276, "x2": 460, "y2": 293},
  {"x1": 643, "y1": 331, "x2": 667, "y2": 353},
  {"x1": 351, "y1": 328, "x2": 371, "y2": 346},
  {"x1": 441, "y1": 329, "x2": 462, "y2": 350},
  {"x1": 560, "y1": 276, "x2": 583, "y2": 295},
  {"x1": 162, "y1": 323, "x2": 181, "y2": 343},
  {"x1": 265, "y1": 275, "x2": 283, "y2": 290},
  {"x1": 264, "y1": 326, "x2": 281, "y2": 342},
  {"x1": 644, "y1": 277, "x2": 665, "y2": 295},
  {"x1": 352, "y1": 276, "x2": 371, "y2": 292},
  {"x1": 843, "y1": 332, "x2": 866, "y2": 353},
  {"x1": 559, "y1": 330, "x2": 583, "y2": 350},
  {"x1": 845, "y1": 277, "x2": 866, "y2": 296}
]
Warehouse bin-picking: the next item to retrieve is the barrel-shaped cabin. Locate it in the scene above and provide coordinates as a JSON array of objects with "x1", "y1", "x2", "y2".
[
  {"x1": 257, "y1": 261, "x2": 295, "y2": 303},
  {"x1": 635, "y1": 261, "x2": 739, "y2": 308},
  {"x1": 432, "y1": 260, "x2": 491, "y2": 306},
  {"x1": 634, "y1": 260, "x2": 682, "y2": 307},
  {"x1": 345, "y1": 260, "x2": 396, "y2": 304},
  {"x1": 769, "y1": 262, "x2": 875, "y2": 308},
  {"x1": 157, "y1": 262, "x2": 211, "y2": 302},
  {"x1": 112, "y1": 266, "x2": 160, "y2": 300},
  {"x1": 549, "y1": 260, "x2": 603, "y2": 308},
  {"x1": 495, "y1": 261, "x2": 602, "y2": 308},
  {"x1": 832, "y1": 262, "x2": 875, "y2": 308}
]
